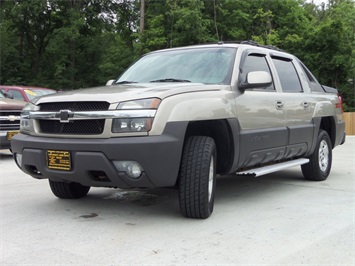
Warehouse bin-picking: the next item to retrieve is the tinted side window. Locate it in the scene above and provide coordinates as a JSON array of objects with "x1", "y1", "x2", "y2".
[
  {"x1": 9, "y1": 90, "x2": 25, "y2": 101},
  {"x1": 241, "y1": 54, "x2": 274, "y2": 90},
  {"x1": 299, "y1": 61, "x2": 324, "y2": 92},
  {"x1": 272, "y1": 58, "x2": 303, "y2": 92}
]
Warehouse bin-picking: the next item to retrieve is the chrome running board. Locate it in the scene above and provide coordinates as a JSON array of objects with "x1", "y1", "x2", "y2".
[{"x1": 236, "y1": 158, "x2": 309, "y2": 177}]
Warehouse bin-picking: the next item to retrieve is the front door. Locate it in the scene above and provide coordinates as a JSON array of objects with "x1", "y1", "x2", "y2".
[{"x1": 235, "y1": 52, "x2": 287, "y2": 167}]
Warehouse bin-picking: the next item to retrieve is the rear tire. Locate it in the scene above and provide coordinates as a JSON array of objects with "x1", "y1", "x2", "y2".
[
  {"x1": 179, "y1": 136, "x2": 216, "y2": 219},
  {"x1": 49, "y1": 180, "x2": 90, "y2": 199},
  {"x1": 302, "y1": 130, "x2": 332, "y2": 181}
]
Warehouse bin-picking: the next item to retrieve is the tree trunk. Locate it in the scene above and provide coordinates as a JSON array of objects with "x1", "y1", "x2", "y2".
[{"x1": 140, "y1": 0, "x2": 145, "y2": 34}]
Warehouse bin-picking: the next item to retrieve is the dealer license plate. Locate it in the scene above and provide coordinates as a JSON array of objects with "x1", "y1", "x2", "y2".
[
  {"x1": 47, "y1": 150, "x2": 71, "y2": 171},
  {"x1": 6, "y1": 131, "x2": 19, "y2": 140}
]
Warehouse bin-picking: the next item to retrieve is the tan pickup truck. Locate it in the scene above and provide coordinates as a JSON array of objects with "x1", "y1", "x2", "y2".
[{"x1": 12, "y1": 42, "x2": 346, "y2": 218}]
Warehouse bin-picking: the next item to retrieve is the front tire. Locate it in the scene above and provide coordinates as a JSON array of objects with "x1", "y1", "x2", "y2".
[
  {"x1": 49, "y1": 180, "x2": 90, "y2": 199},
  {"x1": 179, "y1": 136, "x2": 216, "y2": 219},
  {"x1": 302, "y1": 130, "x2": 332, "y2": 181}
]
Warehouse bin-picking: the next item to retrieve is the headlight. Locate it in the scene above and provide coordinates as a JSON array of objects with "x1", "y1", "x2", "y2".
[
  {"x1": 20, "y1": 102, "x2": 37, "y2": 133},
  {"x1": 112, "y1": 98, "x2": 161, "y2": 133}
]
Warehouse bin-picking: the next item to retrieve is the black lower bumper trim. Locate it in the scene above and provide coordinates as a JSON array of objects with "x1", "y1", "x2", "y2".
[{"x1": 11, "y1": 122, "x2": 187, "y2": 189}]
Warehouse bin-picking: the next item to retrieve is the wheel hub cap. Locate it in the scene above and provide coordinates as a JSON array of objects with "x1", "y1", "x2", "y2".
[
  {"x1": 318, "y1": 140, "x2": 329, "y2": 172},
  {"x1": 208, "y1": 157, "x2": 214, "y2": 202}
]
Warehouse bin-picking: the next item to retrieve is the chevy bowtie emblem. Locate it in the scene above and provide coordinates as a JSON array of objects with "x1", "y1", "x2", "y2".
[
  {"x1": 56, "y1": 110, "x2": 73, "y2": 123},
  {"x1": 7, "y1": 115, "x2": 21, "y2": 121}
]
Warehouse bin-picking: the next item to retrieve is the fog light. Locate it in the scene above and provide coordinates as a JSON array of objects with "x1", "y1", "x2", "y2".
[
  {"x1": 15, "y1": 153, "x2": 23, "y2": 168},
  {"x1": 113, "y1": 161, "x2": 143, "y2": 179}
]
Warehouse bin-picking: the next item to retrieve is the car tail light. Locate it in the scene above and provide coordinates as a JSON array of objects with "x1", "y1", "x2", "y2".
[{"x1": 336, "y1": 94, "x2": 344, "y2": 113}]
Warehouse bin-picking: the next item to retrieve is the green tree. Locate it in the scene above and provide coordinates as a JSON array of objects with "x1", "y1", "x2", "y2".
[
  {"x1": 0, "y1": 0, "x2": 58, "y2": 84},
  {"x1": 251, "y1": 0, "x2": 311, "y2": 53},
  {"x1": 0, "y1": 0, "x2": 136, "y2": 89},
  {"x1": 0, "y1": 12, "x2": 23, "y2": 84},
  {"x1": 204, "y1": 0, "x2": 252, "y2": 41},
  {"x1": 168, "y1": 0, "x2": 212, "y2": 46},
  {"x1": 0, "y1": 0, "x2": 354, "y2": 110},
  {"x1": 140, "y1": 0, "x2": 212, "y2": 51},
  {"x1": 139, "y1": 0, "x2": 171, "y2": 52},
  {"x1": 302, "y1": 0, "x2": 355, "y2": 110},
  {"x1": 98, "y1": 33, "x2": 136, "y2": 84}
]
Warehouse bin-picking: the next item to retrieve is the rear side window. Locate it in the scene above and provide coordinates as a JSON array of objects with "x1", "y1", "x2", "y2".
[
  {"x1": 240, "y1": 54, "x2": 274, "y2": 90},
  {"x1": 298, "y1": 61, "x2": 324, "y2": 92},
  {"x1": 272, "y1": 58, "x2": 303, "y2": 92}
]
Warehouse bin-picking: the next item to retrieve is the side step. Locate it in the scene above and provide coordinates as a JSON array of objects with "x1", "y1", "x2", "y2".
[{"x1": 236, "y1": 158, "x2": 309, "y2": 177}]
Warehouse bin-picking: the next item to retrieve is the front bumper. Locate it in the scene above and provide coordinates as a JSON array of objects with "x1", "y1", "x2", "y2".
[
  {"x1": 11, "y1": 122, "x2": 187, "y2": 189},
  {"x1": 0, "y1": 134, "x2": 11, "y2": 149}
]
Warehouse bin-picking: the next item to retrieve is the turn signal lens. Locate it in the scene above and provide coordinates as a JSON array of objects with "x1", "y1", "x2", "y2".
[{"x1": 118, "y1": 98, "x2": 161, "y2": 109}]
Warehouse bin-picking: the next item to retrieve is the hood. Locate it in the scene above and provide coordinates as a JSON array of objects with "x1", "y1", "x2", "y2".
[
  {"x1": 0, "y1": 98, "x2": 26, "y2": 110},
  {"x1": 35, "y1": 83, "x2": 224, "y2": 105}
]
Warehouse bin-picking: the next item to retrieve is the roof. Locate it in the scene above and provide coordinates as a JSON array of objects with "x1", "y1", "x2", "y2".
[
  {"x1": 147, "y1": 41, "x2": 290, "y2": 57},
  {"x1": 0, "y1": 85, "x2": 55, "y2": 91}
]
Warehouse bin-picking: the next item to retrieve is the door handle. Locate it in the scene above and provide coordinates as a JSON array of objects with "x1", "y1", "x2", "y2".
[
  {"x1": 303, "y1": 101, "x2": 309, "y2": 109},
  {"x1": 276, "y1": 100, "x2": 284, "y2": 110}
]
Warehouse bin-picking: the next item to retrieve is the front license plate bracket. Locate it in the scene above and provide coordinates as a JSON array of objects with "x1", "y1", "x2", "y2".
[
  {"x1": 47, "y1": 150, "x2": 71, "y2": 171},
  {"x1": 6, "y1": 131, "x2": 19, "y2": 140}
]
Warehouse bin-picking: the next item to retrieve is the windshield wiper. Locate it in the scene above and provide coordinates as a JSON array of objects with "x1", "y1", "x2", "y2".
[
  {"x1": 150, "y1": 78, "x2": 191, "y2": 83},
  {"x1": 115, "y1": 80, "x2": 138, "y2": 84}
]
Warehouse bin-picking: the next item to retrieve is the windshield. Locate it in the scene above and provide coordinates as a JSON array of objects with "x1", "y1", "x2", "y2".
[
  {"x1": 25, "y1": 89, "x2": 56, "y2": 100},
  {"x1": 117, "y1": 47, "x2": 236, "y2": 85},
  {"x1": 0, "y1": 91, "x2": 4, "y2": 99}
]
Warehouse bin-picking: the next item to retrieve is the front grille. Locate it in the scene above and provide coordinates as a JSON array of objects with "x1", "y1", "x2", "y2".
[
  {"x1": 0, "y1": 110, "x2": 21, "y2": 130},
  {"x1": 38, "y1": 101, "x2": 109, "y2": 135},
  {"x1": 0, "y1": 111, "x2": 22, "y2": 116},
  {"x1": 0, "y1": 124, "x2": 20, "y2": 131},
  {"x1": 39, "y1": 102, "x2": 110, "y2": 111},
  {"x1": 40, "y1": 120, "x2": 105, "y2": 134}
]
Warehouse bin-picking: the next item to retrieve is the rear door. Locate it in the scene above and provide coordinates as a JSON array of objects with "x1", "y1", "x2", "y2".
[{"x1": 270, "y1": 55, "x2": 314, "y2": 158}]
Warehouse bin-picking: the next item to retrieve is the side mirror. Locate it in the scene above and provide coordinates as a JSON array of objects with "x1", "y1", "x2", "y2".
[
  {"x1": 106, "y1": 79, "x2": 115, "y2": 86},
  {"x1": 4, "y1": 91, "x2": 14, "y2": 99},
  {"x1": 239, "y1": 71, "x2": 272, "y2": 90}
]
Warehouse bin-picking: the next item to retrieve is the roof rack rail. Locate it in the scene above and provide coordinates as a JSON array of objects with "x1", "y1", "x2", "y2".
[
  {"x1": 240, "y1": 40, "x2": 285, "y2": 52},
  {"x1": 218, "y1": 40, "x2": 284, "y2": 52}
]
